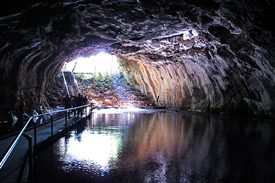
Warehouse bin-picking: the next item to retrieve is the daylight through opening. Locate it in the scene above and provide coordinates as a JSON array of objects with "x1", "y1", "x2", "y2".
[{"x1": 64, "y1": 52, "x2": 119, "y2": 77}]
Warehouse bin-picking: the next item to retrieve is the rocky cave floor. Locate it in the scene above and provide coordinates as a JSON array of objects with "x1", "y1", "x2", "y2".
[{"x1": 46, "y1": 72, "x2": 153, "y2": 109}]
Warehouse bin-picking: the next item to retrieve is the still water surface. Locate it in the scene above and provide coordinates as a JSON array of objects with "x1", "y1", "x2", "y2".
[{"x1": 36, "y1": 109, "x2": 275, "y2": 183}]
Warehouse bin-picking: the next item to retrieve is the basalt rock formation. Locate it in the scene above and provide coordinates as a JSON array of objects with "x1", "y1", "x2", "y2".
[{"x1": 0, "y1": 0, "x2": 275, "y2": 118}]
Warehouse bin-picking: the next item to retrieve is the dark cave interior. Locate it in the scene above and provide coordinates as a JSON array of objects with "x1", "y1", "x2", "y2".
[{"x1": 0, "y1": 0, "x2": 275, "y2": 121}]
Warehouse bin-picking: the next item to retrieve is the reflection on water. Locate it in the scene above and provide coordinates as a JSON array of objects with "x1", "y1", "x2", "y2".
[
  {"x1": 36, "y1": 110, "x2": 275, "y2": 183},
  {"x1": 58, "y1": 131, "x2": 119, "y2": 174}
]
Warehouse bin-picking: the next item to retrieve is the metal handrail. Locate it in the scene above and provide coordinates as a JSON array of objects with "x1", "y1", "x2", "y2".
[{"x1": 0, "y1": 104, "x2": 90, "y2": 169}]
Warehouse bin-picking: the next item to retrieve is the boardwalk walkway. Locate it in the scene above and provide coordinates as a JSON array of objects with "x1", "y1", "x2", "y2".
[{"x1": 0, "y1": 110, "x2": 92, "y2": 183}]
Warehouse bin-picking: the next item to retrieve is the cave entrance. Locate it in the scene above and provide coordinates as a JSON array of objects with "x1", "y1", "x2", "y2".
[{"x1": 61, "y1": 53, "x2": 151, "y2": 108}]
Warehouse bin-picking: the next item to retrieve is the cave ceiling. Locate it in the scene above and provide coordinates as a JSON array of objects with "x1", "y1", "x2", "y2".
[{"x1": 0, "y1": 0, "x2": 275, "y2": 117}]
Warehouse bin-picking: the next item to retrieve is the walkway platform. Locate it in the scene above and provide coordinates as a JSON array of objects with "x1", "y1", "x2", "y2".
[{"x1": 0, "y1": 111, "x2": 92, "y2": 183}]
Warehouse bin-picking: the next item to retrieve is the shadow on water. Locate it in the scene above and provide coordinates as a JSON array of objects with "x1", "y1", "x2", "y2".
[{"x1": 36, "y1": 110, "x2": 275, "y2": 183}]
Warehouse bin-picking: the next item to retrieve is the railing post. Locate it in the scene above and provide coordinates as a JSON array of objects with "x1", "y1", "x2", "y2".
[
  {"x1": 49, "y1": 114, "x2": 53, "y2": 138},
  {"x1": 30, "y1": 119, "x2": 37, "y2": 182},
  {"x1": 65, "y1": 111, "x2": 68, "y2": 128},
  {"x1": 81, "y1": 106, "x2": 83, "y2": 119},
  {"x1": 32, "y1": 120, "x2": 37, "y2": 182},
  {"x1": 86, "y1": 105, "x2": 88, "y2": 117},
  {"x1": 22, "y1": 134, "x2": 33, "y2": 183},
  {"x1": 74, "y1": 109, "x2": 76, "y2": 123},
  {"x1": 31, "y1": 121, "x2": 37, "y2": 156}
]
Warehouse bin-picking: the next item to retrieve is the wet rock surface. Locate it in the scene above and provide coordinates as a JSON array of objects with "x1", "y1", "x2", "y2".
[{"x1": 0, "y1": 0, "x2": 274, "y2": 117}]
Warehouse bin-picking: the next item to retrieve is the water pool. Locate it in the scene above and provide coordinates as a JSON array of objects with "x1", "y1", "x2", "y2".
[{"x1": 36, "y1": 109, "x2": 275, "y2": 183}]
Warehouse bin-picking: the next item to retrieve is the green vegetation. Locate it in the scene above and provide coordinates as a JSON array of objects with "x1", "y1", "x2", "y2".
[{"x1": 73, "y1": 71, "x2": 112, "y2": 86}]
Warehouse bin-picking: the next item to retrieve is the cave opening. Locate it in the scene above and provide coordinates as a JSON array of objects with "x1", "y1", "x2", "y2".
[
  {"x1": 64, "y1": 52, "x2": 119, "y2": 77},
  {"x1": 59, "y1": 52, "x2": 152, "y2": 108}
]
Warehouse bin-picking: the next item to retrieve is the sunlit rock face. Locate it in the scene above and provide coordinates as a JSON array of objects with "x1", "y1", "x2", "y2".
[{"x1": 0, "y1": 0, "x2": 274, "y2": 117}]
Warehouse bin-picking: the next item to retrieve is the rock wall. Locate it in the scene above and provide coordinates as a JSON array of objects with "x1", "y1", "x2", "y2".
[{"x1": 119, "y1": 46, "x2": 275, "y2": 116}]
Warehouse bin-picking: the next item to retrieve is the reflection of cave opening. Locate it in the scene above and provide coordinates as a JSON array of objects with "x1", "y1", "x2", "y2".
[{"x1": 61, "y1": 52, "x2": 152, "y2": 108}]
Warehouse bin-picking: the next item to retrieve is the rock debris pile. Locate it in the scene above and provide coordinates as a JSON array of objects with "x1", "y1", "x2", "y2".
[
  {"x1": 46, "y1": 72, "x2": 152, "y2": 109},
  {"x1": 78, "y1": 73, "x2": 152, "y2": 107}
]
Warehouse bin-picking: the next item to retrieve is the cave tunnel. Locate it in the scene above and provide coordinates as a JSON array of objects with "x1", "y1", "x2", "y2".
[
  {"x1": 1, "y1": 0, "x2": 275, "y2": 182},
  {"x1": 0, "y1": 0, "x2": 275, "y2": 118}
]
